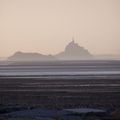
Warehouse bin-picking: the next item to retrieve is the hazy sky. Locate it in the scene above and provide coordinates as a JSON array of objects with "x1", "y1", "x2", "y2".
[{"x1": 0, "y1": 0, "x2": 120, "y2": 57}]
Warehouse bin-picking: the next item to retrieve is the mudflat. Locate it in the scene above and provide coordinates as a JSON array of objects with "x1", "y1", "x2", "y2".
[{"x1": 0, "y1": 77, "x2": 120, "y2": 109}]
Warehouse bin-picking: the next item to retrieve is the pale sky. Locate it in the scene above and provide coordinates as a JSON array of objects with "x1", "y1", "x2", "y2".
[{"x1": 0, "y1": 0, "x2": 120, "y2": 57}]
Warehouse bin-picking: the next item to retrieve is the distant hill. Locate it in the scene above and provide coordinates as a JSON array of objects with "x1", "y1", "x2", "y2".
[
  {"x1": 8, "y1": 51, "x2": 56, "y2": 61},
  {"x1": 6, "y1": 40, "x2": 120, "y2": 62},
  {"x1": 55, "y1": 40, "x2": 92, "y2": 60},
  {"x1": 7, "y1": 41, "x2": 93, "y2": 61}
]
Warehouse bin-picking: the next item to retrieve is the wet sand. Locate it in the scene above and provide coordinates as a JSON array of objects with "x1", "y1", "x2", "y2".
[{"x1": 0, "y1": 77, "x2": 120, "y2": 109}]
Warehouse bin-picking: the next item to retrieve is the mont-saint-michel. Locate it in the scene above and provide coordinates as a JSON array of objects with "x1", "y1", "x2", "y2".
[
  {"x1": 0, "y1": 0, "x2": 120, "y2": 119},
  {"x1": 8, "y1": 40, "x2": 92, "y2": 61}
]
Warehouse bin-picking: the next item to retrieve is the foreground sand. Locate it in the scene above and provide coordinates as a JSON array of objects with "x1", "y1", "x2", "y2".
[
  {"x1": 0, "y1": 76, "x2": 120, "y2": 120},
  {"x1": 0, "y1": 76, "x2": 120, "y2": 109}
]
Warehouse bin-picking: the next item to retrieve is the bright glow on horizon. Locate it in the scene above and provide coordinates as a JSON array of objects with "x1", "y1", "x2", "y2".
[{"x1": 0, "y1": 0, "x2": 120, "y2": 57}]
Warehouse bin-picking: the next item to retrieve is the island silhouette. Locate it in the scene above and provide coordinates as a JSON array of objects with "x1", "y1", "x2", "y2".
[
  {"x1": 56, "y1": 40, "x2": 92, "y2": 60},
  {"x1": 8, "y1": 40, "x2": 92, "y2": 61}
]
